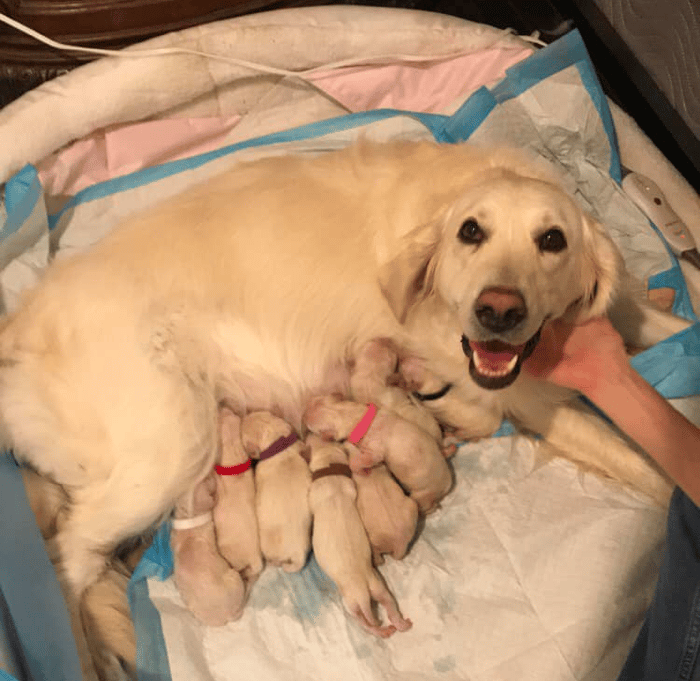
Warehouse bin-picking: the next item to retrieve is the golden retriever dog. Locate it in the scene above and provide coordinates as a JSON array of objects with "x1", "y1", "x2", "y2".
[
  {"x1": 306, "y1": 434, "x2": 412, "y2": 637},
  {"x1": 213, "y1": 407, "x2": 263, "y2": 584},
  {"x1": 351, "y1": 461, "x2": 419, "y2": 566},
  {"x1": 240, "y1": 411, "x2": 312, "y2": 572},
  {"x1": 0, "y1": 140, "x2": 684, "y2": 615},
  {"x1": 171, "y1": 469, "x2": 248, "y2": 626}
]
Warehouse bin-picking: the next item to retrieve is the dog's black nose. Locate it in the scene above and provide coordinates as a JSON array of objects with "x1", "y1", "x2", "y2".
[{"x1": 475, "y1": 287, "x2": 527, "y2": 333}]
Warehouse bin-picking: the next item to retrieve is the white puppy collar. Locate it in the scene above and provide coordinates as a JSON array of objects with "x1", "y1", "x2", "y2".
[{"x1": 171, "y1": 511, "x2": 213, "y2": 530}]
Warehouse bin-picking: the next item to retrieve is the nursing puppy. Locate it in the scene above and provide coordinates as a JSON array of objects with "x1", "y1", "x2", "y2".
[
  {"x1": 307, "y1": 434, "x2": 412, "y2": 637},
  {"x1": 240, "y1": 411, "x2": 312, "y2": 572},
  {"x1": 399, "y1": 356, "x2": 483, "y2": 441},
  {"x1": 351, "y1": 338, "x2": 443, "y2": 442},
  {"x1": 171, "y1": 471, "x2": 247, "y2": 626},
  {"x1": 0, "y1": 139, "x2": 683, "y2": 604},
  {"x1": 213, "y1": 407, "x2": 263, "y2": 584},
  {"x1": 304, "y1": 395, "x2": 453, "y2": 513},
  {"x1": 351, "y1": 458, "x2": 419, "y2": 565}
]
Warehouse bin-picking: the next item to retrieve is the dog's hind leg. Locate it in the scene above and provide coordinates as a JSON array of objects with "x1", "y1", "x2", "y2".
[{"x1": 55, "y1": 389, "x2": 219, "y2": 598}]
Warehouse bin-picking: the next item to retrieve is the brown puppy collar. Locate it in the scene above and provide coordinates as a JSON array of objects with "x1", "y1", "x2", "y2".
[{"x1": 311, "y1": 463, "x2": 353, "y2": 482}]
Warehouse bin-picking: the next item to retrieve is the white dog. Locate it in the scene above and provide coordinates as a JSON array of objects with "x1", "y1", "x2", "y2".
[
  {"x1": 213, "y1": 407, "x2": 263, "y2": 584},
  {"x1": 0, "y1": 140, "x2": 683, "y2": 604},
  {"x1": 306, "y1": 434, "x2": 412, "y2": 637},
  {"x1": 304, "y1": 395, "x2": 453, "y2": 513},
  {"x1": 240, "y1": 411, "x2": 312, "y2": 572}
]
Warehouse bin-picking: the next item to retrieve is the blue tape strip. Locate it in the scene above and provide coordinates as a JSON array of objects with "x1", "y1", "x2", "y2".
[
  {"x1": 0, "y1": 453, "x2": 82, "y2": 681},
  {"x1": 631, "y1": 322, "x2": 700, "y2": 399},
  {"x1": 2, "y1": 166, "x2": 42, "y2": 240}
]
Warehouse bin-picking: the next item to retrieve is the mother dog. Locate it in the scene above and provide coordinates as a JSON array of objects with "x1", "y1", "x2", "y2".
[{"x1": 0, "y1": 140, "x2": 681, "y2": 600}]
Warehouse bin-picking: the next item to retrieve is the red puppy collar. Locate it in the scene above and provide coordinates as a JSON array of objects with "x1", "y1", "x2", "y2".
[
  {"x1": 215, "y1": 459, "x2": 252, "y2": 475},
  {"x1": 347, "y1": 403, "x2": 377, "y2": 445}
]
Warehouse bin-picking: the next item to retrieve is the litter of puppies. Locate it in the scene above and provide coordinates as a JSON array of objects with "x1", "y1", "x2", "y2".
[{"x1": 181, "y1": 342, "x2": 453, "y2": 636}]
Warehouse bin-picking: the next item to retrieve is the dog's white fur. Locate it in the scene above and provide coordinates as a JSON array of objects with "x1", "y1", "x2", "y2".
[
  {"x1": 305, "y1": 395, "x2": 453, "y2": 513},
  {"x1": 213, "y1": 407, "x2": 263, "y2": 584},
  {"x1": 0, "y1": 140, "x2": 683, "y2": 604},
  {"x1": 351, "y1": 460, "x2": 419, "y2": 565},
  {"x1": 306, "y1": 434, "x2": 412, "y2": 637},
  {"x1": 240, "y1": 411, "x2": 312, "y2": 572}
]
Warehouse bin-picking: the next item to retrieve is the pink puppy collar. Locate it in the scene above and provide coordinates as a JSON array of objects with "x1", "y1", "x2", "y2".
[{"x1": 347, "y1": 403, "x2": 377, "y2": 445}]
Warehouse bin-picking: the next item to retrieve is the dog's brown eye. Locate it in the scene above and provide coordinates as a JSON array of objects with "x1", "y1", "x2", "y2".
[
  {"x1": 538, "y1": 227, "x2": 567, "y2": 253},
  {"x1": 458, "y1": 218, "x2": 485, "y2": 245}
]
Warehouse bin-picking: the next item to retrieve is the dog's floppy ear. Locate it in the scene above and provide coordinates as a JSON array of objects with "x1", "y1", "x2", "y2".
[
  {"x1": 570, "y1": 213, "x2": 624, "y2": 322},
  {"x1": 377, "y1": 221, "x2": 442, "y2": 324}
]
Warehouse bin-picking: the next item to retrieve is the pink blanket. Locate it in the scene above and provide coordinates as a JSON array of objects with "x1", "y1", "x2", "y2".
[{"x1": 37, "y1": 46, "x2": 530, "y2": 198}]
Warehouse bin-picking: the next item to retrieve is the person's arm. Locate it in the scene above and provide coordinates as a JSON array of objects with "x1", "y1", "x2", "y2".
[{"x1": 524, "y1": 316, "x2": 700, "y2": 506}]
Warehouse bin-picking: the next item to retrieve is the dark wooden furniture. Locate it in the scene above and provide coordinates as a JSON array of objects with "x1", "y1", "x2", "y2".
[
  {"x1": 0, "y1": 0, "x2": 327, "y2": 104},
  {"x1": 0, "y1": 0, "x2": 570, "y2": 107}
]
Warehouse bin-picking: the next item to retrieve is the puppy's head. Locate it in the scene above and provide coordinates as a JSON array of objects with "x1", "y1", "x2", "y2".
[
  {"x1": 240, "y1": 411, "x2": 292, "y2": 456},
  {"x1": 382, "y1": 162, "x2": 621, "y2": 390},
  {"x1": 303, "y1": 395, "x2": 366, "y2": 440}
]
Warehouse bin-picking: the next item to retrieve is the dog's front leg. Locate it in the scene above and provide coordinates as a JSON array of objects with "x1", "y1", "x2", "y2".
[{"x1": 508, "y1": 390, "x2": 672, "y2": 506}]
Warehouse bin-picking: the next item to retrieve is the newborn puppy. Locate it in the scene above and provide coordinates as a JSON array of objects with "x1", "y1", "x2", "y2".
[
  {"x1": 399, "y1": 356, "x2": 483, "y2": 441},
  {"x1": 241, "y1": 411, "x2": 312, "y2": 572},
  {"x1": 213, "y1": 407, "x2": 263, "y2": 584},
  {"x1": 350, "y1": 458, "x2": 419, "y2": 565},
  {"x1": 171, "y1": 471, "x2": 247, "y2": 626},
  {"x1": 351, "y1": 338, "x2": 443, "y2": 442},
  {"x1": 305, "y1": 395, "x2": 453, "y2": 513},
  {"x1": 307, "y1": 434, "x2": 412, "y2": 637}
]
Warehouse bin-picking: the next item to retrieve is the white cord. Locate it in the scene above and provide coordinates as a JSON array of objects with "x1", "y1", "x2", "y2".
[{"x1": 0, "y1": 10, "x2": 542, "y2": 81}]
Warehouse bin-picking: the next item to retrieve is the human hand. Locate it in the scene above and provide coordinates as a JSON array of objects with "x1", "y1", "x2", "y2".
[{"x1": 523, "y1": 316, "x2": 629, "y2": 397}]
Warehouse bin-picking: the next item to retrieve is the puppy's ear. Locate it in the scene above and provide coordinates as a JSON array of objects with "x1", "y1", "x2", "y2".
[
  {"x1": 570, "y1": 214, "x2": 623, "y2": 322},
  {"x1": 378, "y1": 222, "x2": 441, "y2": 323}
]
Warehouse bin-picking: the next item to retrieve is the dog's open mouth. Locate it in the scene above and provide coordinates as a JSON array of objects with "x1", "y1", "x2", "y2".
[{"x1": 461, "y1": 328, "x2": 542, "y2": 390}]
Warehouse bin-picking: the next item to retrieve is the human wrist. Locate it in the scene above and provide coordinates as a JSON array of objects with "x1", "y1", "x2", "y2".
[{"x1": 580, "y1": 356, "x2": 638, "y2": 408}]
